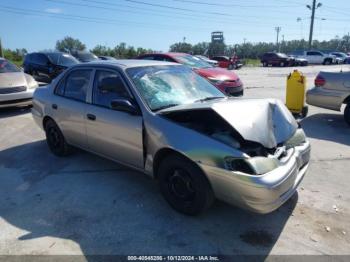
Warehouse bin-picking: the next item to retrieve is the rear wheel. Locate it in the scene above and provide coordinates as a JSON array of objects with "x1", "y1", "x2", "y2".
[
  {"x1": 301, "y1": 106, "x2": 309, "y2": 118},
  {"x1": 158, "y1": 154, "x2": 214, "y2": 215},
  {"x1": 262, "y1": 61, "x2": 268, "y2": 67},
  {"x1": 323, "y1": 59, "x2": 331, "y2": 65},
  {"x1": 344, "y1": 104, "x2": 350, "y2": 126},
  {"x1": 44, "y1": 119, "x2": 71, "y2": 156},
  {"x1": 280, "y1": 61, "x2": 285, "y2": 67}
]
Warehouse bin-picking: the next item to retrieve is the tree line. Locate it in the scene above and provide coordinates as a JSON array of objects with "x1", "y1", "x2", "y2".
[
  {"x1": 55, "y1": 36, "x2": 153, "y2": 58},
  {"x1": 2, "y1": 34, "x2": 350, "y2": 64},
  {"x1": 170, "y1": 34, "x2": 350, "y2": 58}
]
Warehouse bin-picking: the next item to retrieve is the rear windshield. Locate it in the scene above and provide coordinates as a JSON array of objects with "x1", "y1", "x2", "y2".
[
  {"x1": 277, "y1": 53, "x2": 288, "y2": 58},
  {"x1": 174, "y1": 55, "x2": 213, "y2": 69},
  {"x1": 0, "y1": 59, "x2": 21, "y2": 73},
  {"x1": 47, "y1": 53, "x2": 79, "y2": 67},
  {"x1": 74, "y1": 52, "x2": 99, "y2": 62}
]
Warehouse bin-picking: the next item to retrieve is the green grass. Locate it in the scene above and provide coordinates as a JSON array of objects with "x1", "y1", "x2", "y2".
[
  {"x1": 12, "y1": 60, "x2": 23, "y2": 68},
  {"x1": 243, "y1": 59, "x2": 261, "y2": 67}
]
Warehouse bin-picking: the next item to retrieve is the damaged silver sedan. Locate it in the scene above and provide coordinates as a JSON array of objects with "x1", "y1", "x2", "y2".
[{"x1": 32, "y1": 60, "x2": 311, "y2": 215}]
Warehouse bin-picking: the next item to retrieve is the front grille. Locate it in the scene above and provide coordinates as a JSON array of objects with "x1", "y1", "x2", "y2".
[
  {"x1": 225, "y1": 85, "x2": 242, "y2": 94},
  {"x1": 222, "y1": 80, "x2": 237, "y2": 86},
  {"x1": 0, "y1": 86, "x2": 27, "y2": 94}
]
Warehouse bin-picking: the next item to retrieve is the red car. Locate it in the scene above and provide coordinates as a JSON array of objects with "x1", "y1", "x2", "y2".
[{"x1": 137, "y1": 53, "x2": 243, "y2": 96}]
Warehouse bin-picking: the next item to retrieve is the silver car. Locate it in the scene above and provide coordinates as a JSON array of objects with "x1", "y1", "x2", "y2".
[
  {"x1": 0, "y1": 58, "x2": 38, "y2": 108},
  {"x1": 32, "y1": 60, "x2": 310, "y2": 215},
  {"x1": 307, "y1": 71, "x2": 350, "y2": 125},
  {"x1": 195, "y1": 55, "x2": 219, "y2": 67}
]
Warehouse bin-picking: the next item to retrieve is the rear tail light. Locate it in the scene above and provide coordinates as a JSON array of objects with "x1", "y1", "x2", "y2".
[{"x1": 315, "y1": 74, "x2": 326, "y2": 87}]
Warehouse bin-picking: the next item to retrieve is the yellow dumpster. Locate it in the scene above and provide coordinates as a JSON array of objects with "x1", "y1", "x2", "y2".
[{"x1": 286, "y1": 70, "x2": 308, "y2": 118}]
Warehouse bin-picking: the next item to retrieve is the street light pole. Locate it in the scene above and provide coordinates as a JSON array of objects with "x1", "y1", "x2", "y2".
[
  {"x1": 275, "y1": 27, "x2": 281, "y2": 52},
  {"x1": 307, "y1": 0, "x2": 322, "y2": 49}
]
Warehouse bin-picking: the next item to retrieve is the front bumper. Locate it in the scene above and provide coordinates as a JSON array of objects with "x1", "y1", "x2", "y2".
[
  {"x1": 0, "y1": 88, "x2": 35, "y2": 108},
  {"x1": 201, "y1": 141, "x2": 311, "y2": 214},
  {"x1": 217, "y1": 84, "x2": 243, "y2": 96}
]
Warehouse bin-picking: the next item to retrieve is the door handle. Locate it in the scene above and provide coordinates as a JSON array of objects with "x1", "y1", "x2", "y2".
[
  {"x1": 52, "y1": 104, "x2": 58, "y2": 110},
  {"x1": 87, "y1": 113, "x2": 96, "y2": 121}
]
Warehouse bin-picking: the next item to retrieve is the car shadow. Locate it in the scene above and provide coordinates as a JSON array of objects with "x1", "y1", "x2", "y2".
[
  {"x1": 300, "y1": 113, "x2": 350, "y2": 146},
  {"x1": 0, "y1": 106, "x2": 32, "y2": 119},
  {"x1": 0, "y1": 140, "x2": 297, "y2": 258}
]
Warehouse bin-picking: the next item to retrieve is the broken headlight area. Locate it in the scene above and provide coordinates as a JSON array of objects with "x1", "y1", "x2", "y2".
[
  {"x1": 285, "y1": 128, "x2": 306, "y2": 149},
  {"x1": 224, "y1": 156, "x2": 279, "y2": 175}
]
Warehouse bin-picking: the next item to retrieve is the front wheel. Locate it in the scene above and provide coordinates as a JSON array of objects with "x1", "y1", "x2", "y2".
[
  {"x1": 45, "y1": 119, "x2": 71, "y2": 156},
  {"x1": 344, "y1": 104, "x2": 350, "y2": 126},
  {"x1": 158, "y1": 154, "x2": 214, "y2": 215},
  {"x1": 280, "y1": 61, "x2": 285, "y2": 67}
]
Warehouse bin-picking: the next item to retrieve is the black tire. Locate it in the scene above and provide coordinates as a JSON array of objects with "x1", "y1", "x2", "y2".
[
  {"x1": 280, "y1": 61, "x2": 285, "y2": 67},
  {"x1": 44, "y1": 119, "x2": 71, "y2": 156},
  {"x1": 344, "y1": 104, "x2": 350, "y2": 126},
  {"x1": 262, "y1": 61, "x2": 268, "y2": 67},
  {"x1": 301, "y1": 106, "x2": 308, "y2": 118},
  {"x1": 158, "y1": 154, "x2": 214, "y2": 215},
  {"x1": 323, "y1": 59, "x2": 331, "y2": 65}
]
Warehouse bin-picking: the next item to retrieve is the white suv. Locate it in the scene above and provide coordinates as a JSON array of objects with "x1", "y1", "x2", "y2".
[{"x1": 302, "y1": 51, "x2": 335, "y2": 65}]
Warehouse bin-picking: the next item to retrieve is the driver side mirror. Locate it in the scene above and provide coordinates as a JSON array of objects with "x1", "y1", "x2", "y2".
[{"x1": 110, "y1": 98, "x2": 139, "y2": 115}]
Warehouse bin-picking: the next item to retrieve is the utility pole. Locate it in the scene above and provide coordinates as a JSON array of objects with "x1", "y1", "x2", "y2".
[
  {"x1": 307, "y1": 0, "x2": 322, "y2": 49},
  {"x1": 0, "y1": 38, "x2": 3, "y2": 58},
  {"x1": 275, "y1": 27, "x2": 281, "y2": 52}
]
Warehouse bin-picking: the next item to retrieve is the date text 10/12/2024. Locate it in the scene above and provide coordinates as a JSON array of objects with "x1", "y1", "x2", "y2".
[{"x1": 127, "y1": 256, "x2": 220, "y2": 261}]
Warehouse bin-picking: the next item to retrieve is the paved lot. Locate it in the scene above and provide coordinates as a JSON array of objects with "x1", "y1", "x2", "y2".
[{"x1": 0, "y1": 65, "x2": 349, "y2": 257}]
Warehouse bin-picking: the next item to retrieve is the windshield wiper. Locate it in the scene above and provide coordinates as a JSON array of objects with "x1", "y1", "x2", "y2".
[
  {"x1": 194, "y1": 96, "x2": 225, "y2": 103},
  {"x1": 153, "y1": 103, "x2": 180, "y2": 112}
]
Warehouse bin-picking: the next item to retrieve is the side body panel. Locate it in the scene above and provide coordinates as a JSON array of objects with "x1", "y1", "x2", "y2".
[{"x1": 306, "y1": 72, "x2": 350, "y2": 111}]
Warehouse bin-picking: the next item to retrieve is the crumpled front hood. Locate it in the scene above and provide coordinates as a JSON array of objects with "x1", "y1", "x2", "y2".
[
  {"x1": 0, "y1": 72, "x2": 27, "y2": 88},
  {"x1": 160, "y1": 98, "x2": 298, "y2": 148}
]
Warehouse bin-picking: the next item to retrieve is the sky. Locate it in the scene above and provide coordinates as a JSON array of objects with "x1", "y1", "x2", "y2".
[{"x1": 1, "y1": 0, "x2": 349, "y2": 52}]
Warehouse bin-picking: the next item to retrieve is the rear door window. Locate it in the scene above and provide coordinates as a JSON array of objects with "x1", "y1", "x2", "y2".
[
  {"x1": 154, "y1": 55, "x2": 174, "y2": 62},
  {"x1": 307, "y1": 51, "x2": 317, "y2": 56},
  {"x1": 140, "y1": 55, "x2": 155, "y2": 60},
  {"x1": 61, "y1": 69, "x2": 92, "y2": 102}
]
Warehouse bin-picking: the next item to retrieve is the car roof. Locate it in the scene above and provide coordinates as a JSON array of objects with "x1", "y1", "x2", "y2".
[
  {"x1": 71, "y1": 59, "x2": 179, "y2": 69},
  {"x1": 141, "y1": 52, "x2": 189, "y2": 57},
  {"x1": 28, "y1": 51, "x2": 69, "y2": 56}
]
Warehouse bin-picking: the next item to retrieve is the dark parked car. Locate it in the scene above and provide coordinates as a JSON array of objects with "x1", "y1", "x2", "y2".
[
  {"x1": 71, "y1": 50, "x2": 99, "y2": 62},
  {"x1": 23, "y1": 52, "x2": 79, "y2": 83},
  {"x1": 261, "y1": 52, "x2": 295, "y2": 67}
]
